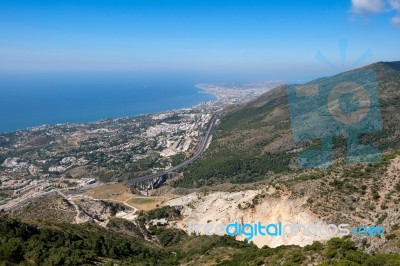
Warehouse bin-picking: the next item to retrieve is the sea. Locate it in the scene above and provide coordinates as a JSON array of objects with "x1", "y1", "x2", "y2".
[{"x1": 0, "y1": 72, "x2": 216, "y2": 133}]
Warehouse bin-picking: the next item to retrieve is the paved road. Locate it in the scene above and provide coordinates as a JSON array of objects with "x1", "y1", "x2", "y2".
[
  {"x1": 126, "y1": 111, "x2": 220, "y2": 186},
  {"x1": 0, "y1": 114, "x2": 220, "y2": 211}
]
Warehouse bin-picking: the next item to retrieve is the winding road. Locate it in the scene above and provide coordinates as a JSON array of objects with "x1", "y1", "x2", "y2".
[{"x1": 125, "y1": 111, "x2": 220, "y2": 186}]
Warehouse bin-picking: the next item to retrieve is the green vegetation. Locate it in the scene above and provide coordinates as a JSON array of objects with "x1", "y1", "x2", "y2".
[
  {"x1": 97, "y1": 171, "x2": 114, "y2": 183},
  {"x1": 124, "y1": 155, "x2": 161, "y2": 178},
  {"x1": 2, "y1": 217, "x2": 400, "y2": 265},
  {"x1": 128, "y1": 198, "x2": 156, "y2": 205},
  {"x1": 0, "y1": 154, "x2": 6, "y2": 165},
  {"x1": 175, "y1": 62, "x2": 400, "y2": 188},
  {"x1": 169, "y1": 153, "x2": 186, "y2": 167},
  {"x1": 3, "y1": 63, "x2": 400, "y2": 265},
  {"x1": 0, "y1": 218, "x2": 176, "y2": 265},
  {"x1": 106, "y1": 218, "x2": 144, "y2": 238},
  {"x1": 141, "y1": 206, "x2": 181, "y2": 221},
  {"x1": 152, "y1": 228, "x2": 188, "y2": 247},
  {"x1": 175, "y1": 149, "x2": 292, "y2": 188}
]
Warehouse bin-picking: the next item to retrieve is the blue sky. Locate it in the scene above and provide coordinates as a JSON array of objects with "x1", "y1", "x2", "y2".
[{"x1": 0, "y1": 0, "x2": 399, "y2": 81}]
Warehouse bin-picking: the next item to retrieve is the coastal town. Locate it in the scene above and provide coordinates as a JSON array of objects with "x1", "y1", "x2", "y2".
[{"x1": 0, "y1": 81, "x2": 282, "y2": 209}]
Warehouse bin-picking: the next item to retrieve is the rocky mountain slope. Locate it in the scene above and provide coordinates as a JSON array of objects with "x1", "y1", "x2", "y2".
[
  {"x1": 2, "y1": 62, "x2": 400, "y2": 265},
  {"x1": 157, "y1": 61, "x2": 400, "y2": 256},
  {"x1": 175, "y1": 61, "x2": 400, "y2": 187}
]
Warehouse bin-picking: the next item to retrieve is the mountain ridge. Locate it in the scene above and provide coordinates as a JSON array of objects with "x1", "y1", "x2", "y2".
[{"x1": 174, "y1": 61, "x2": 400, "y2": 187}]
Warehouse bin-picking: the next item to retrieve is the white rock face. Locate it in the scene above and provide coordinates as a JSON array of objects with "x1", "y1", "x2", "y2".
[
  {"x1": 28, "y1": 165, "x2": 41, "y2": 177},
  {"x1": 2, "y1": 157, "x2": 21, "y2": 168},
  {"x1": 48, "y1": 166, "x2": 67, "y2": 173},
  {"x1": 166, "y1": 190, "x2": 333, "y2": 248},
  {"x1": 61, "y1": 157, "x2": 77, "y2": 165}
]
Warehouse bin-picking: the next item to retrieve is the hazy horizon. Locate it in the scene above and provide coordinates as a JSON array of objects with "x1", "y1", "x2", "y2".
[{"x1": 1, "y1": 0, "x2": 400, "y2": 82}]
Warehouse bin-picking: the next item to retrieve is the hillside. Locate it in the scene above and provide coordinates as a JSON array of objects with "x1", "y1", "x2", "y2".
[
  {"x1": 2, "y1": 215, "x2": 400, "y2": 266},
  {"x1": 174, "y1": 61, "x2": 400, "y2": 188},
  {"x1": 2, "y1": 62, "x2": 400, "y2": 265}
]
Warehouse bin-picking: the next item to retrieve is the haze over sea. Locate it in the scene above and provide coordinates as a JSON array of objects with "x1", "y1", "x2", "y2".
[{"x1": 0, "y1": 72, "x2": 216, "y2": 133}]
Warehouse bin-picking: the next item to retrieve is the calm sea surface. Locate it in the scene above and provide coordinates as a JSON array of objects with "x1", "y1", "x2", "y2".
[{"x1": 0, "y1": 72, "x2": 216, "y2": 132}]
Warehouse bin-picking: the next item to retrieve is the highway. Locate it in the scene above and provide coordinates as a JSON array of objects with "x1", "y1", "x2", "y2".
[
  {"x1": 125, "y1": 111, "x2": 220, "y2": 186},
  {"x1": 0, "y1": 112, "x2": 220, "y2": 211}
]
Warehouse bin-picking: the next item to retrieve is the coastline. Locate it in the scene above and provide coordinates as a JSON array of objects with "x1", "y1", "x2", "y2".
[
  {"x1": 0, "y1": 86, "x2": 219, "y2": 134},
  {"x1": 195, "y1": 84, "x2": 222, "y2": 102},
  {"x1": 0, "y1": 79, "x2": 280, "y2": 134}
]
